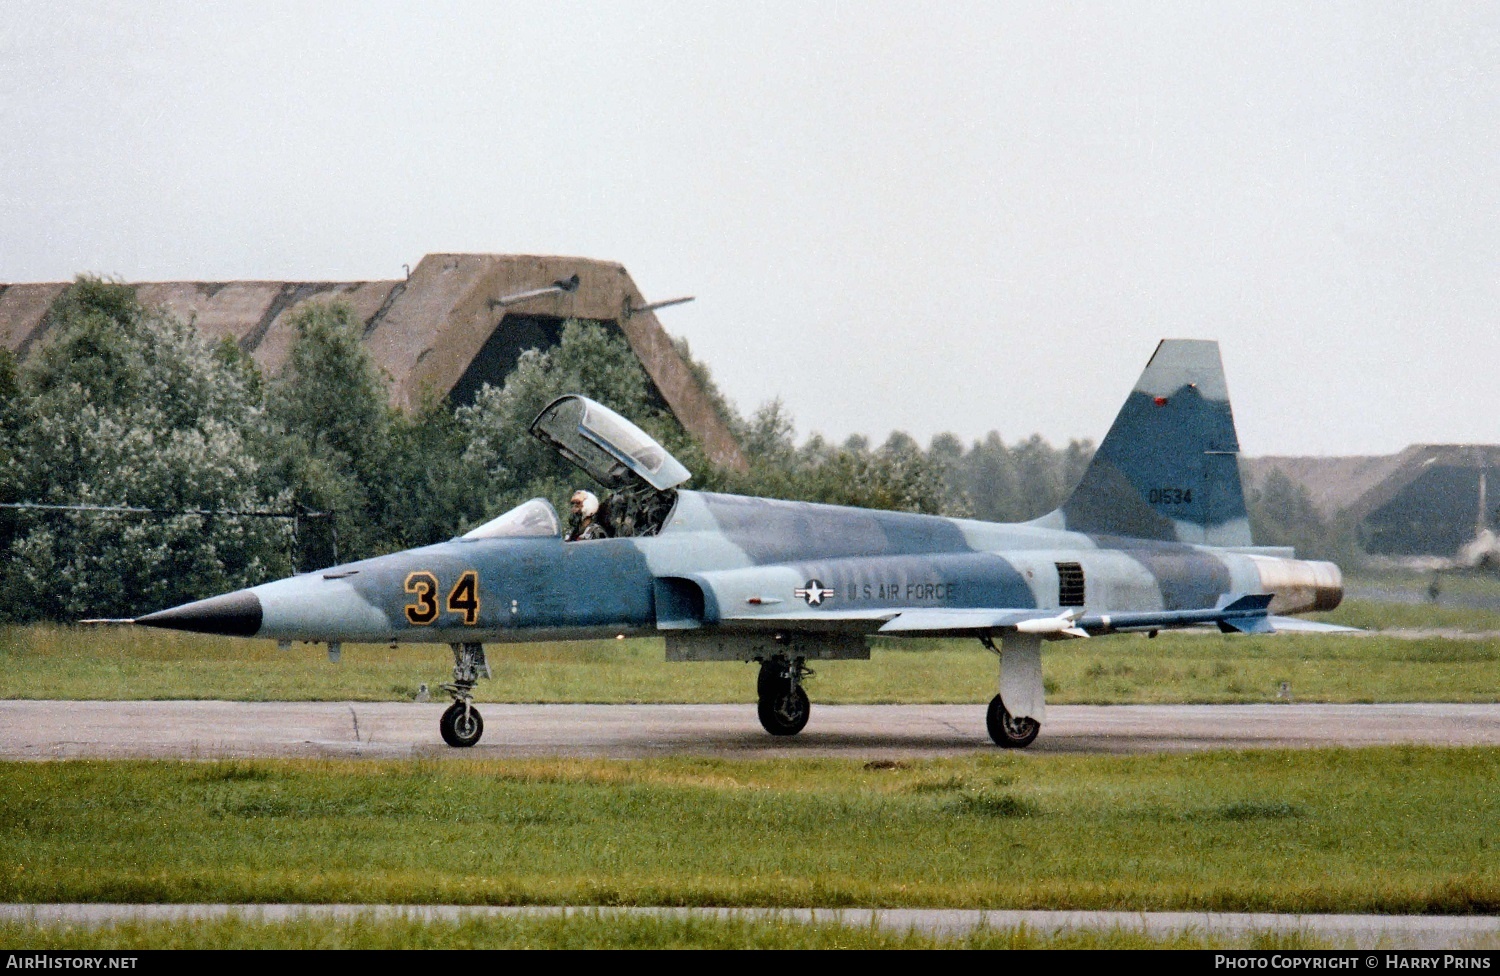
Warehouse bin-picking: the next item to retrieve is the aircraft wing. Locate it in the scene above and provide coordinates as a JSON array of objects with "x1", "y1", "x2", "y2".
[
  {"x1": 660, "y1": 567, "x2": 1358, "y2": 638},
  {"x1": 710, "y1": 606, "x2": 1062, "y2": 636},
  {"x1": 873, "y1": 605, "x2": 1362, "y2": 638},
  {"x1": 706, "y1": 594, "x2": 1360, "y2": 638},
  {"x1": 869, "y1": 604, "x2": 1244, "y2": 638}
]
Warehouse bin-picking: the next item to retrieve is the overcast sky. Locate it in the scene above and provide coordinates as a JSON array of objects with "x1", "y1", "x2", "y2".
[{"x1": 3, "y1": 2, "x2": 1496, "y2": 457}]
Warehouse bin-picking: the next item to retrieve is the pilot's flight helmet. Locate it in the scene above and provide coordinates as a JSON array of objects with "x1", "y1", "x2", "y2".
[{"x1": 570, "y1": 489, "x2": 599, "y2": 517}]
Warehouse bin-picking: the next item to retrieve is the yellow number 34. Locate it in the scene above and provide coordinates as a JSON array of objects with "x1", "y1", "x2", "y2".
[{"x1": 404, "y1": 570, "x2": 481, "y2": 626}]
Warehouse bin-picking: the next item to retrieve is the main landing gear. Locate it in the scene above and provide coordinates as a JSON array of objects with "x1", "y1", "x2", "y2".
[
  {"x1": 756, "y1": 655, "x2": 812, "y2": 736},
  {"x1": 985, "y1": 694, "x2": 1040, "y2": 748},
  {"x1": 980, "y1": 633, "x2": 1043, "y2": 748},
  {"x1": 440, "y1": 641, "x2": 489, "y2": 748}
]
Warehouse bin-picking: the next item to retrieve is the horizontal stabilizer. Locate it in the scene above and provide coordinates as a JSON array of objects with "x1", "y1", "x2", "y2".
[
  {"x1": 1214, "y1": 593, "x2": 1275, "y2": 634},
  {"x1": 1218, "y1": 615, "x2": 1274, "y2": 634},
  {"x1": 1218, "y1": 593, "x2": 1274, "y2": 613}
]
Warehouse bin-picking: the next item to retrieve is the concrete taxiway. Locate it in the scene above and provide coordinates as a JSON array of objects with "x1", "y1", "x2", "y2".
[
  {"x1": 1, "y1": 701, "x2": 1497, "y2": 759},
  {"x1": 1, "y1": 904, "x2": 1495, "y2": 949}
]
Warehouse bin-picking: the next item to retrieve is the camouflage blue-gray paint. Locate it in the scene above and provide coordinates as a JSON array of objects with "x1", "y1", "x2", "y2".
[
  {"x1": 700, "y1": 492, "x2": 972, "y2": 562},
  {"x1": 1052, "y1": 339, "x2": 1250, "y2": 547},
  {"x1": 137, "y1": 339, "x2": 1342, "y2": 648}
]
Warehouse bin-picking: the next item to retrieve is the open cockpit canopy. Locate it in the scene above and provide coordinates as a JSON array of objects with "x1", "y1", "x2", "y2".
[
  {"x1": 461, "y1": 497, "x2": 562, "y2": 540},
  {"x1": 529, "y1": 395, "x2": 691, "y2": 493}
]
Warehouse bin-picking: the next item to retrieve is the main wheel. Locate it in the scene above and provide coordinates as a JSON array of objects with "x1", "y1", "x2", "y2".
[
  {"x1": 757, "y1": 658, "x2": 792, "y2": 700},
  {"x1": 758, "y1": 686, "x2": 811, "y2": 736},
  {"x1": 986, "y1": 694, "x2": 1039, "y2": 748},
  {"x1": 440, "y1": 701, "x2": 484, "y2": 747}
]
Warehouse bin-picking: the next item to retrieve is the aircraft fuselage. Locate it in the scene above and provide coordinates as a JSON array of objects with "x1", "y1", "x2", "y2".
[{"x1": 179, "y1": 489, "x2": 1339, "y2": 646}]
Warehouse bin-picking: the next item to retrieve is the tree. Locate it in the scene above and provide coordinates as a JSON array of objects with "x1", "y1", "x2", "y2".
[
  {"x1": 717, "y1": 399, "x2": 800, "y2": 499},
  {"x1": 1, "y1": 278, "x2": 289, "y2": 621},
  {"x1": 789, "y1": 431, "x2": 948, "y2": 513},
  {"x1": 0, "y1": 348, "x2": 23, "y2": 562},
  {"x1": 459, "y1": 319, "x2": 700, "y2": 514},
  {"x1": 936, "y1": 431, "x2": 1094, "y2": 523},
  {"x1": 1247, "y1": 468, "x2": 1360, "y2": 564},
  {"x1": 263, "y1": 301, "x2": 400, "y2": 566},
  {"x1": 377, "y1": 398, "x2": 490, "y2": 548}
]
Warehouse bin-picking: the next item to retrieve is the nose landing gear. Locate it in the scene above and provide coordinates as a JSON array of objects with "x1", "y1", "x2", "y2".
[
  {"x1": 439, "y1": 641, "x2": 489, "y2": 748},
  {"x1": 756, "y1": 655, "x2": 812, "y2": 736}
]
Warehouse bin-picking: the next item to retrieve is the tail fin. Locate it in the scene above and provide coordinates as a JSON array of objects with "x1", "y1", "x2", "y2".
[{"x1": 1052, "y1": 339, "x2": 1251, "y2": 546}]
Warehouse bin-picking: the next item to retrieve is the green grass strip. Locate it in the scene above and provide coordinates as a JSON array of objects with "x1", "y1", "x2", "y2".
[
  {"x1": 3, "y1": 622, "x2": 1497, "y2": 704},
  {"x1": 2, "y1": 749, "x2": 1495, "y2": 913}
]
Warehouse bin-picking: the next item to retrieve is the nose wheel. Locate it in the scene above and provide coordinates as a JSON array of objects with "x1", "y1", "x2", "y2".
[
  {"x1": 440, "y1": 700, "x2": 484, "y2": 747},
  {"x1": 756, "y1": 655, "x2": 812, "y2": 736}
]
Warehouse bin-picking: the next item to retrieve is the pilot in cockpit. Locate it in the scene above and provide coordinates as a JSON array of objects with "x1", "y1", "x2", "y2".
[{"x1": 565, "y1": 489, "x2": 610, "y2": 542}]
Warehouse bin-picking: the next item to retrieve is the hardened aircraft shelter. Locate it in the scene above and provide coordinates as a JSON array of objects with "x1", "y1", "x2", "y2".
[{"x1": 0, "y1": 253, "x2": 746, "y2": 472}]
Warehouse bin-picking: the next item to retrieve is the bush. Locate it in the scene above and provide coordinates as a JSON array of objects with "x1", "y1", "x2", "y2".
[{"x1": 1, "y1": 278, "x2": 290, "y2": 620}]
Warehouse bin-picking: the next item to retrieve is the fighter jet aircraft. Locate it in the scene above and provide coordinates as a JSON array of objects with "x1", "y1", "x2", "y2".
[{"x1": 135, "y1": 339, "x2": 1347, "y2": 748}]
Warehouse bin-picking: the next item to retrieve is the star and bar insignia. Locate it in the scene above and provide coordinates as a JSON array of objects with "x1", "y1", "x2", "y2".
[{"x1": 794, "y1": 579, "x2": 834, "y2": 606}]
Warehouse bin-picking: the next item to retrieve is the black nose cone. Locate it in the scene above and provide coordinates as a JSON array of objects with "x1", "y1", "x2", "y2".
[{"x1": 137, "y1": 590, "x2": 263, "y2": 637}]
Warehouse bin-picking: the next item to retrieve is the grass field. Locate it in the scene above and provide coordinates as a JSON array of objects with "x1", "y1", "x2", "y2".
[
  {"x1": 2, "y1": 604, "x2": 1496, "y2": 704},
  {"x1": 1, "y1": 749, "x2": 1495, "y2": 913},
  {"x1": 0, "y1": 915, "x2": 1332, "y2": 950},
  {"x1": 1347, "y1": 568, "x2": 1500, "y2": 615},
  {"x1": 1314, "y1": 596, "x2": 1500, "y2": 633}
]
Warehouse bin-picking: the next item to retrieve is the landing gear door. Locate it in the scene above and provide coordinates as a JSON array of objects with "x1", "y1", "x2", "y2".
[{"x1": 530, "y1": 395, "x2": 692, "y2": 493}]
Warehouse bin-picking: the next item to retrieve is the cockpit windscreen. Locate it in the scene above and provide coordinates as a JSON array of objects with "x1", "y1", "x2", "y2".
[{"x1": 461, "y1": 498, "x2": 562, "y2": 540}]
